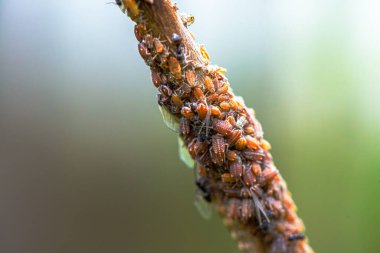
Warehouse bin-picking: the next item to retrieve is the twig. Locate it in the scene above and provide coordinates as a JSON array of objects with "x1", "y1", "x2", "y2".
[{"x1": 114, "y1": 0, "x2": 314, "y2": 252}]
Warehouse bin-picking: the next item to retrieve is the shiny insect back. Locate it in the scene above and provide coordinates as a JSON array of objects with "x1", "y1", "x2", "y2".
[{"x1": 117, "y1": 1, "x2": 314, "y2": 253}]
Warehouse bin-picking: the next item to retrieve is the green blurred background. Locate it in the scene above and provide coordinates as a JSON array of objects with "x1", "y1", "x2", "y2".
[{"x1": 1, "y1": 1, "x2": 379, "y2": 252}]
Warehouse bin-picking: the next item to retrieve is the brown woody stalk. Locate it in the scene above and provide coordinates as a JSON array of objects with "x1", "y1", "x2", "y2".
[{"x1": 116, "y1": 0, "x2": 314, "y2": 252}]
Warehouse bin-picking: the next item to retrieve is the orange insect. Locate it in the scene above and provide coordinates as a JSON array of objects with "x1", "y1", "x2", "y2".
[
  {"x1": 168, "y1": 56, "x2": 182, "y2": 80},
  {"x1": 246, "y1": 135, "x2": 259, "y2": 150},
  {"x1": 243, "y1": 166, "x2": 256, "y2": 186},
  {"x1": 185, "y1": 70, "x2": 197, "y2": 87},
  {"x1": 204, "y1": 76, "x2": 215, "y2": 93},
  {"x1": 193, "y1": 87, "x2": 206, "y2": 103},
  {"x1": 150, "y1": 68, "x2": 161, "y2": 88},
  {"x1": 235, "y1": 137, "x2": 247, "y2": 150},
  {"x1": 181, "y1": 106, "x2": 194, "y2": 119},
  {"x1": 260, "y1": 139, "x2": 272, "y2": 151},
  {"x1": 138, "y1": 42, "x2": 151, "y2": 62},
  {"x1": 227, "y1": 130, "x2": 242, "y2": 146},
  {"x1": 226, "y1": 150, "x2": 237, "y2": 161},
  {"x1": 171, "y1": 93, "x2": 183, "y2": 107},
  {"x1": 219, "y1": 101, "x2": 230, "y2": 111},
  {"x1": 211, "y1": 134, "x2": 227, "y2": 166},
  {"x1": 210, "y1": 105, "x2": 221, "y2": 117},
  {"x1": 197, "y1": 103, "x2": 208, "y2": 120},
  {"x1": 229, "y1": 158, "x2": 243, "y2": 178},
  {"x1": 221, "y1": 173, "x2": 236, "y2": 183},
  {"x1": 213, "y1": 120, "x2": 233, "y2": 136},
  {"x1": 153, "y1": 38, "x2": 165, "y2": 54},
  {"x1": 134, "y1": 23, "x2": 146, "y2": 42}
]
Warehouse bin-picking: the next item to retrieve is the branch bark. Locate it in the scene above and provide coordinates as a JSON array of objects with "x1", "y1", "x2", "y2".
[{"x1": 116, "y1": 0, "x2": 314, "y2": 252}]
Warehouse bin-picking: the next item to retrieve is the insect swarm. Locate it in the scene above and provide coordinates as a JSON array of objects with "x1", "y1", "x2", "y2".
[{"x1": 115, "y1": 1, "x2": 314, "y2": 253}]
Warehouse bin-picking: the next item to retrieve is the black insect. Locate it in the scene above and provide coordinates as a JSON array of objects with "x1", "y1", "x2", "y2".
[
  {"x1": 172, "y1": 33, "x2": 182, "y2": 45},
  {"x1": 288, "y1": 233, "x2": 305, "y2": 241}
]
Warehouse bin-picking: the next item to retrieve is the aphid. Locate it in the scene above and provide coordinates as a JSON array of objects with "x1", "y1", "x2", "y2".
[
  {"x1": 204, "y1": 76, "x2": 215, "y2": 93},
  {"x1": 138, "y1": 42, "x2": 151, "y2": 62},
  {"x1": 134, "y1": 23, "x2": 146, "y2": 42},
  {"x1": 229, "y1": 99, "x2": 238, "y2": 110},
  {"x1": 246, "y1": 135, "x2": 259, "y2": 150},
  {"x1": 153, "y1": 38, "x2": 165, "y2": 54},
  {"x1": 158, "y1": 105, "x2": 179, "y2": 132},
  {"x1": 144, "y1": 34, "x2": 154, "y2": 49},
  {"x1": 213, "y1": 120, "x2": 233, "y2": 136},
  {"x1": 217, "y1": 94, "x2": 229, "y2": 102},
  {"x1": 211, "y1": 134, "x2": 227, "y2": 166},
  {"x1": 180, "y1": 117, "x2": 191, "y2": 136},
  {"x1": 236, "y1": 116, "x2": 248, "y2": 129},
  {"x1": 172, "y1": 33, "x2": 182, "y2": 45},
  {"x1": 229, "y1": 158, "x2": 243, "y2": 178},
  {"x1": 244, "y1": 125, "x2": 255, "y2": 134},
  {"x1": 288, "y1": 233, "x2": 305, "y2": 241},
  {"x1": 235, "y1": 137, "x2": 247, "y2": 150},
  {"x1": 260, "y1": 139, "x2": 272, "y2": 151},
  {"x1": 180, "y1": 13, "x2": 195, "y2": 27},
  {"x1": 226, "y1": 150, "x2": 237, "y2": 161},
  {"x1": 197, "y1": 103, "x2": 208, "y2": 120},
  {"x1": 219, "y1": 101, "x2": 230, "y2": 111},
  {"x1": 221, "y1": 173, "x2": 236, "y2": 183},
  {"x1": 185, "y1": 70, "x2": 197, "y2": 87},
  {"x1": 206, "y1": 93, "x2": 218, "y2": 103},
  {"x1": 227, "y1": 198, "x2": 240, "y2": 219},
  {"x1": 181, "y1": 106, "x2": 194, "y2": 120},
  {"x1": 158, "y1": 84, "x2": 172, "y2": 97},
  {"x1": 193, "y1": 87, "x2": 206, "y2": 103},
  {"x1": 150, "y1": 68, "x2": 161, "y2": 87},
  {"x1": 241, "y1": 199, "x2": 253, "y2": 222},
  {"x1": 251, "y1": 162, "x2": 261, "y2": 175},
  {"x1": 227, "y1": 130, "x2": 242, "y2": 146},
  {"x1": 242, "y1": 149, "x2": 264, "y2": 161},
  {"x1": 210, "y1": 105, "x2": 221, "y2": 117},
  {"x1": 243, "y1": 166, "x2": 256, "y2": 186},
  {"x1": 259, "y1": 167, "x2": 278, "y2": 185},
  {"x1": 199, "y1": 44, "x2": 210, "y2": 64},
  {"x1": 171, "y1": 93, "x2": 183, "y2": 107},
  {"x1": 168, "y1": 56, "x2": 182, "y2": 80},
  {"x1": 177, "y1": 137, "x2": 195, "y2": 169},
  {"x1": 217, "y1": 84, "x2": 229, "y2": 94}
]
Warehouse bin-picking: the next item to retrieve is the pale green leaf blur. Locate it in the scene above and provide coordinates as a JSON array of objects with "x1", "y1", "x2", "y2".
[{"x1": 0, "y1": 1, "x2": 379, "y2": 253}]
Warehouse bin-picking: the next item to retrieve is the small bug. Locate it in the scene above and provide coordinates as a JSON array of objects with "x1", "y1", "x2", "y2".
[
  {"x1": 150, "y1": 68, "x2": 161, "y2": 87},
  {"x1": 258, "y1": 167, "x2": 278, "y2": 185},
  {"x1": 226, "y1": 150, "x2": 237, "y2": 161},
  {"x1": 153, "y1": 37, "x2": 165, "y2": 54},
  {"x1": 217, "y1": 84, "x2": 229, "y2": 94},
  {"x1": 168, "y1": 56, "x2": 182, "y2": 80},
  {"x1": 134, "y1": 23, "x2": 146, "y2": 42},
  {"x1": 138, "y1": 42, "x2": 151, "y2": 63},
  {"x1": 199, "y1": 44, "x2": 210, "y2": 64},
  {"x1": 242, "y1": 149, "x2": 264, "y2": 161},
  {"x1": 244, "y1": 125, "x2": 255, "y2": 134},
  {"x1": 185, "y1": 70, "x2": 197, "y2": 87},
  {"x1": 210, "y1": 105, "x2": 221, "y2": 117},
  {"x1": 180, "y1": 13, "x2": 195, "y2": 27},
  {"x1": 241, "y1": 199, "x2": 253, "y2": 222},
  {"x1": 260, "y1": 139, "x2": 272, "y2": 151},
  {"x1": 243, "y1": 166, "x2": 256, "y2": 186},
  {"x1": 227, "y1": 198, "x2": 240, "y2": 219},
  {"x1": 158, "y1": 84, "x2": 172, "y2": 97},
  {"x1": 217, "y1": 94, "x2": 229, "y2": 102},
  {"x1": 171, "y1": 33, "x2": 182, "y2": 45},
  {"x1": 143, "y1": 34, "x2": 154, "y2": 49},
  {"x1": 246, "y1": 135, "x2": 259, "y2": 150},
  {"x1": 181, "y1": 106, "x2": 194, "y2": 119},
  {"x1": 211, "y1": 134, "x2": 227, "y2": 166},
  {"x1": 213, "y1": 120, "x2": 233, "y2": 136},
  {"x1": 171, "y1": 93, "x2": 183, "y2": 107},
  {"x1": 197, "y1": 103, "x2": 208, "y2": 120},
  {"x1": 235, "y1": 137, "x2": 247, "y2": 150},
  {"x1": 229, "y1": 99, "x2": 238, "y2": 110},
  {"x1": 219, "y1": 101, "x2": 230, "y2": 111},
  {"x1": 221, "y1": 173, "x2": 236, "y2": 183},
  {"x1": 227, "y1": 130, "x2": 242, "y2": 146},
  {"x1": 236, "y1": 116, "x2": 248, "y2": 129},
  {"x1": 229, "y1": 158, "x2": 243, "y2": 178},
  {"x1": 193, "y1": 87, "x2": 206, "y2": 103},
  {"x1": 206, "y1": 93, "x2": 218, "y2": 103},
  {"x1": 180, "y1": 117, "x2": 191, "y2": 136},
  {"x1": 204, "y1": 76, "x2": 215, "y2": 93},
  {"x1": 288, "y1": 233, "x2": 305, "y2": 241}
]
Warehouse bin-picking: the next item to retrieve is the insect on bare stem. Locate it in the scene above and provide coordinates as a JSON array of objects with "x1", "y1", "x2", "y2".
[{"x1": 114, "y1": 1, "x2": 314, "y2": 253}]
